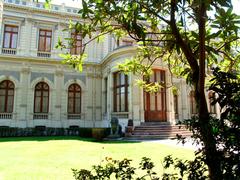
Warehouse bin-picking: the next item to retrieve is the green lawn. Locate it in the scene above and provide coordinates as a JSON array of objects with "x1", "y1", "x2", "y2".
[{"x1": 0, "y1": 136, "x2": 194, "y2": 180}]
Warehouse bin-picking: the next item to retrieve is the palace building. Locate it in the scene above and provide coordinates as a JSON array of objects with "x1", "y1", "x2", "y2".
[{"x1": 0, "y1": 0, "x2": 220, "y2": 133}]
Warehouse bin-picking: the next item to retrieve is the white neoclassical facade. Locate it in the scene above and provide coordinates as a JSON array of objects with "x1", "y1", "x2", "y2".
[{"x1": 0, "y1": 0, "x2": 219, "y2": 131}]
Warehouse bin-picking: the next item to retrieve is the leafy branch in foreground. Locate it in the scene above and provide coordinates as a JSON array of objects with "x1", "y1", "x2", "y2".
[{"x1": 72, "y1": 156, "x2": 207, "y2": 180}]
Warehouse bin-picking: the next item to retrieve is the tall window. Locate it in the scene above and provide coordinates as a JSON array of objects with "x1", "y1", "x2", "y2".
[
  {"x1": 3, "y1": 25, "x2": 18, "y2": 49},
  {"x1": 0, "y1": 80, "x2": 14, "y2": 113},
  {"x1": 208, "y1": 91, "x2": 216, "y2": 114},
  {"x1": 68, "y1": 84, "x2": 81, "y2": 114},
  {"x1": 190, "y1": 90, "x2": 197, "y2": 115},
  {"x1": 122, "y1": 39, "x2": 133, "y2": 46},
  {"x1": 174, "y1": 94, "x2": 179, "y2": 119},
  {"x1": 113, "y1": 72, "x2": 129, "y2": 112},
  {"x1": 104, "y1": 77, "x2": 108, "y2": 113},
  {"x1": 34, "y1": 82, "x2": 49, "y2": 113},
  {"x1": 70, "y1": 33, "x2": 82, "y2": 55},
  {"x1": 38, "y1": 29, "x2": 52, "y2": 52}
]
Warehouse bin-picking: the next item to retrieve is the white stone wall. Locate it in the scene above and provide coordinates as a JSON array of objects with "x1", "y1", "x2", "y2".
[{"x1": 0, "y1": 1, "x2": 221, "y2": 131}]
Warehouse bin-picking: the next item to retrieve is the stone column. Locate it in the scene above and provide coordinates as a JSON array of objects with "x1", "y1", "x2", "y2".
[
  {"x1": 180, "y1": 79, "x2": 189, "y2": 119},
  {"x1": 128, "y1": 73, "x2": 133, "y2": 120},
  {"x1": 165, "y1": 70, "x2": 174, "y2": 124},
  {"x1": 54, "y1": 69, "x2": 63, "y2": 127},
  {"x1": 108, "y1": 69, "x2": 113, "y2": 122},
  {"x1": 19, "y1": 66, "x2": 31, "y2": 127}
]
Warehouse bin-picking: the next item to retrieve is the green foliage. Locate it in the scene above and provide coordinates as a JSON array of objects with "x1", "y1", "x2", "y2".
[
  {"x1": 72, "y1": 155, "x2": 209, "y2": 180},
  {"x1": 46, "y1": 0, "x2": 240, "y2": 179},
  {"x1": 178, "y1": 68, "x2": 240, "y2": 179},
  {"x1": 208, "y1": 68, "x2": 240, "y2": 179}
]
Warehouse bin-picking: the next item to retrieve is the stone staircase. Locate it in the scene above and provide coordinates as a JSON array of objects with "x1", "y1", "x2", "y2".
[{"x1": 125, "y1": 122, "x2": 192, "y2": 140}]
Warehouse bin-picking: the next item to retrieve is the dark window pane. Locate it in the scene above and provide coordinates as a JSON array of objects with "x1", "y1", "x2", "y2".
[
  {"x1": 0, "y1": 90, "x2": 6, "y2": 96},
  {"x1": 12, "y1": 27, "x2": 18, "y2": 32},
  {"x1": 42, "y1": 97, "x2": 48, "y2": 113},
  {"x1": 5, "y1": 26, "x2": 12, "y2": 31},
  {"x1": 40, "y1": 30, "x2": 45, "y2": 35},
  {"x1": 46, "y1": 31, "x2": 52, "y2": 36},
  {"x1": 68, "y1": 98, "x2": 74, "y2": 113},
  {"x1": 4, "y1": 33, "x2": 10, "y2": 48},
  {"x1": 120, "y1": 93, "x2": 125, "y2": 111},
  {"x1": 34, "y1": 97, "x2": 41, "y2": 113},
  {"x1": 8, "y1": 90, "x2": 14, "y2": 96},
  {"x1": 46, "y1": 37, "x2": 51, "y2": 51},
  {"x1": 75, "y1": 98, "x2": 81, "y2": 113},
  {"x1": 38, "y1": 37, "x2": 45, "y2": 51},
  {"x1": 0, "y1": 96, "x2": 5, "y2": 112},
  {"x1": 7, "y1": 96, "x2": 14, "y2": 113}
]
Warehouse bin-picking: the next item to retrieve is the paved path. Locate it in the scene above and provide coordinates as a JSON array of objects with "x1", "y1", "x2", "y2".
[{"x1": 145, "y1": 138, "x2": 202, "y2": 150}]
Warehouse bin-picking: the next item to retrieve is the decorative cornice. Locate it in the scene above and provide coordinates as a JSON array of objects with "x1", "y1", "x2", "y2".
[{"x1": 3, "y1": 3, "x2": 81, "y2": 20}]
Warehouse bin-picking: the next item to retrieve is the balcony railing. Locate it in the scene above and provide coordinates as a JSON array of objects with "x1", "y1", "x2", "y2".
[
  {"x1": 37, "y1": 51, "x2": 51, "y2": 58},
  {"x1": 0, "y1": 113, "x2": 12, "y2": 119},
  {"x1": 67, "y1": 114, "x2": 82, "y2": 120},
  {"x1": 2, "y1": 48, "x2": 17, "y2": 55},
  {"x1": 33, "y1": 113, "x2": 48, "y2": 120},
  {"x1": 111, "y1": 112, "x2": 129, "y2": 119}
]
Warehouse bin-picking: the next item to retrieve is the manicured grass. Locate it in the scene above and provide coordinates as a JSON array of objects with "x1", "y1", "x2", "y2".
[{"x1": 0, "y1": 136, "x2": 194, "y2": 179}]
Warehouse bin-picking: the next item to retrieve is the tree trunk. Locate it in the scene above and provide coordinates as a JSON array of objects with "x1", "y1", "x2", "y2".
[{"x1": 198, "y1": 1, "x2": 222, "y2": 179}]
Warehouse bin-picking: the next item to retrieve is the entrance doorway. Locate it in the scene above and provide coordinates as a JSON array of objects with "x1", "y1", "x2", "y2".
[{"x1": 144, "y1": 69, "x2": 167, "y2": 122}]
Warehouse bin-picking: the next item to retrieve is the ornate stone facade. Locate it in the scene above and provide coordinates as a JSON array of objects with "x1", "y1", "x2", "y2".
[{"x1": 0, "y1": 0, "x2": 220, "y2": 131}]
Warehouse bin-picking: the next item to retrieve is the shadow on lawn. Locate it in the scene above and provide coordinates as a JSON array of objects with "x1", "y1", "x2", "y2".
[{"x1": 0, "y1": 136, "x2": 141, "y2": 144}]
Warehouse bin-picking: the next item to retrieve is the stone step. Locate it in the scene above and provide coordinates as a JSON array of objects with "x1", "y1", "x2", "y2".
[
  {"x1": 125, "y1": 124, "x2": 192, "y2": 140},
  {"x1": 140, "y1": 122, "x2": 171, "y2": 126},
  {"x1": 124, "y1": 134, "x2": 186, "y2": 140},
  {"x1": 133, "y1": 127, "x2": 190, "y2": 131}
]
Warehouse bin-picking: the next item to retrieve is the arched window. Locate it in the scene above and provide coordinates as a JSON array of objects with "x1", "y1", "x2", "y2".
[
  {"x1": 34, "y1": 82, "x2": 49, "y2": 113},
  {"x1": 190, "y1": 90, "x2": 197, "y2": 115},
  {"x1": 0, "y1": 80, "x2": 15, "y2": 113},
  {"x1": 208, "y1": 91, "x2": 216, "y2": 114},
  {"x1": 68, "y1": 84, "x2": 81, "y2": 114}
]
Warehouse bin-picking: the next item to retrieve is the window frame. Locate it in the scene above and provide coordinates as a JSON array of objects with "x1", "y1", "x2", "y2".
[
  {"x1": 38, "y1": 29, "x2": 52, "y2": 52},
  {"x1": 0, "y1": 80, "x2": 15, "y2": 113},
  {"x1": 67, "y1": 83, "x2": 81, "y2": 114},
  {"x1": 113, "y1": 72, "x2": 129, "y2": 112},
  {"x1": 3, "y1": 25, "x2": 18, "y2": 49},
  {"x1": 173, "y1": 94, "x2": 179, "y2": 118},
  {"x1": 190, "y1": 90, "x2": 197, "y2": 115},
  {"x1": 70, "y1": 32, "x2": 82, "y2": 55},
  {"x1": 34, "y1": 82, "x2": 49, "y2": 113},
  {"x1": 208, "y1": 91, "x2": 216, "y2": 114}
]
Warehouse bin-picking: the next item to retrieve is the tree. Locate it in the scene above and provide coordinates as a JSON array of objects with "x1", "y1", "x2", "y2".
[{"x1": 56, "y1": 0, "x2": 240, "y2": 179}]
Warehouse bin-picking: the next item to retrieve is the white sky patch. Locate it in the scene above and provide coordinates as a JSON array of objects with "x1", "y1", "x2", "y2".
[{"x1": 232, "y1": 0, "x2": 240, "y2": 14}]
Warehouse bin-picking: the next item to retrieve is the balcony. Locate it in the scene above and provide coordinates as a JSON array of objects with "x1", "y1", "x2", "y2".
[
  {"x1": 0, "y1": 113, "x2": 12, "y2": 119},
  {"x1": 67, "y1": 114, "x2": 82, "y2": 120},
  {"x1": 33, "y1": 113, "x2": 49, "y2": 120},
  {"x1": 2, "y1": 48, "x2": 17, "y2": 55},
  {"x1": 37, "y1": 51, "x2": 51, "y2": 58}
]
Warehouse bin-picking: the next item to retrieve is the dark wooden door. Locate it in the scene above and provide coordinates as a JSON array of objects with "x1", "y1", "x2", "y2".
[{"x1": 144, "y1": 69, "x2": 167, "y2": 122}]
